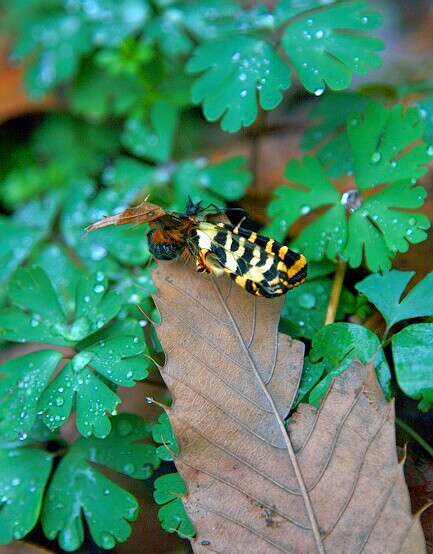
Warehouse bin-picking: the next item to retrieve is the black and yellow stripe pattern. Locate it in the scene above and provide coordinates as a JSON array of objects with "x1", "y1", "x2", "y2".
[{"x1": 195, "y1": 221, "x2": 307, "y2": 298}]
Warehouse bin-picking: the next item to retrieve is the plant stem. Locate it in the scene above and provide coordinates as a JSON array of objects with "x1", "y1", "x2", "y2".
[
  {"x1": 325, "y1": 260, "x2": 347, "y2": 325},
  {"x1": 396, "y1": 417, "x2": 433, "y2": 459}
]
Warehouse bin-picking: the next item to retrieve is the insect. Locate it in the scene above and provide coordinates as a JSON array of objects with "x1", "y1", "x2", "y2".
[{"x1": 147, "y1": 198, "x2": 307, "y2": 298}]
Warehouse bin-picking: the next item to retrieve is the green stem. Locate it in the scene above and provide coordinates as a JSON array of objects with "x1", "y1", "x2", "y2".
[{"x1": 396, "y1": 416, "x2": 433, "y2": 459}]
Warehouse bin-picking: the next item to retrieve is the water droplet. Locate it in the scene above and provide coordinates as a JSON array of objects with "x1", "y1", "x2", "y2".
[
  {"x1": 298, "y1": 320, "x2": 305, "y2": 327},
  {"x1": 95, "y1": 271, "x2": 104, "y2": 282},
  {"x1": 315, "y1": 30, "x2": 324, "y2": 38},
  {"x1": 371, "y1": 151, "x2": 381, "y2": 163},
  {"x1": 100, "y1": 533, "x2": 115, "y2": 549},
  {"x1": 30, "y1": 317, "x2": 40, "y2": 328},
  {"x1": 361, "y1": 16, "x2": 369, "y2": 24},
  {"x1": 231, "y1": 52, "x2": 241, "y2": 62},
  {"x1": 299, "y1": 293, "x2": 316, "y2": 309},
  {"x1": 427, "y1": 145, "x2": 433, "y2": 156},
  {"x1": 306, "y1": 18, "x2": 313, "y2": 26},
  {"x1": 313, "y1": 87, "x2": 324, "y2": 96},
  {"x1": 390, "y1": 161, "x2": 397, "y2": 168},
  {"x1": 361, "y1": 210, "x2": 369, "y2": 218},
  {"x1": 341, "y1": 189, "x2": 362, "y2": 212},
  {"x1": 132, "y1": 336, "x2": 139, "y2": 343},
  {"x1": 238, "y1": 72, "x2": 247, "y2": 82},
  {"x1": 406, "y1": 228, "x2": 413, "y2": 236},
  {"x1": 123, "y1": 463, "x2": 136, "y2": 475},
  {"x1": 84, "y1": 295, "x2": 90, "y2": 303},
  {"x1": 55, "y1": 396, "x2": 64, "y2": 407},
  {"x1": 93, "y1": 284, "x2": 104, "y2": 294},
  {"x1": 126, "y1": 370, "x2": 134, "y2": 379},
  {"x1": 11, "y1": 478, "x2": 20, "y2": 486},
  {"x1": 408, "y1": 217, "x2": 417, "y2": 226},
  {"x1": 240, "y1": 90, "x2": 247, "y2": 97},
  {"x1": 117, "y1": 419, "x2": 132, "y2": 437},
  {"x1": 17, "y1": 431, "x2": 27, "y2": 441}
]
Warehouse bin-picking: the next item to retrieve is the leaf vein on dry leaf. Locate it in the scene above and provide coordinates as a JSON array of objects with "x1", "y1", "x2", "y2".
[
  {"x1": 188, "y1": 500, "x2": 295, "y2": 554},
  {"x1": 304, "y1": 385, "x2": 366, "y2": 489},
  {"x1": 162, "y1": 273, "x2": 231, "y2": 327},
  {"x1": 358, "y1": 466, "x2": 401, "y2": 552},
  {"x1": 322, "y1": 406, "x2": 391, "y2": 537},
  {"x1": 211, "y1": 280, "x2": 325, "y2": 551},
  {"x1": 165, "y1": 348, "x2": 271, "y2": 413},
  {"x1": 176, "y1": 456, "x2": 312, "y2": 529},
  {"x1": 171, "y1": 414, "x2": 302, "y2": 497},
  {"x1": 155, "y1": 290, "x2": 253, "y2": 374}
]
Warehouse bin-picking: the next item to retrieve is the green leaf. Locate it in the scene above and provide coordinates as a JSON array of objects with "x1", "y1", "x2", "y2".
[
  {"x1": 173, "y1": 156, "x2": 252, "y2": 210},
  {"x1": 301, "y1": 92, "x2": 370, "y2": 176},
  {"x1": 415, "y1": 94, "x2": 433, "y2": 148},
  {"x1": 0, "y1": 194, "x2": 59, "y2": 282},
  {"x1": 0, "y1": 447, "x2": 53, "y2": 543},
  {"x1": 274, "y1": 0, "x2": 335, "y2": 25},
  {"x1": 146, "y1": 12, "x2": 193, "y2": 57},
  {"x1": 293, "y1": 358, "x2": 325, "y2": 407},
  {"x1": 0, "y1": 350, "x2": 62, "y2": 442},
  {"x1": 267, "y1": 103, "x2": 431, "y2": 271},
  {"x1": 102, "y1": 156, "x2": 155, "y2": 196},
  {"x1": 39, "y1": 335, "x2": 147, "y2": 437},
  {"x1": 392, "y1": 324, "x2": 433, "y2": 412},
  {"x1": 308, "y1": 322, "x2": 392, "y2": 405},
  {"x1": 10, "y1": 1, "x2": 149, "y2": 98},
  {"x1": 342, "y1": 179, "x2": 430, "y2": 271},
  {"x1": 281, "y1": 2, "x2": 383, "y2": 95},
  {"x1": 70, "y1": 60, "x2": 145, "y2": 120},
  {"x1": 152, "y1": 413, "x2": 179, "y2": 461},
  {"x1": 31, "y1": 114, "x2": 120, "y2": 178},
  {"x1": 265, "y1": 155, "x2": 345, "y2": 257},
  {"x1": 355, "y1": 270, "x2": 433, "y2": 330},
  {"x1": 32, "y1": 244, "x2": 84, "y2": 314},
  {"x1": 122, "y1": 101, "x2": 179, "y2": 163},
  {"x1": 0, "y1": 267, "x2": 122, "y2": 346},
  {"x1": 347, "y1": 103, "x2": 431, "y2": 189},
  {"x1": 41, "y1": 414, "x2": 156, "y2": 551},
  {"x1": 154, "y1": 473, "x2": 195, "y2": 538},
  {"x1": 187, "y1": 36, "x2": 291, "y2": 132},
  {"x1": 61, "y1": 180, "x2": 150, "y2": 276},
  {"x1": 280, "y1": 278, "x2": 353, "y2": 340}
]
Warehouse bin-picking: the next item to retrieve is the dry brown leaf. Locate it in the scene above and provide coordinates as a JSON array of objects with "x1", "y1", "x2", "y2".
[
  {"x1": 83, "y1": 200, "x2": 167, "y2": 237},
  {"x1": 151, "y1": 260, "x2": 427, "y2": 554}
]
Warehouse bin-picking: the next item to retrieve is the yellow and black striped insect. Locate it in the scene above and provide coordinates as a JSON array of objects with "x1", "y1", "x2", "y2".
[{"x1": 147, "y1": 198, "x2": 307, "y2": 298}]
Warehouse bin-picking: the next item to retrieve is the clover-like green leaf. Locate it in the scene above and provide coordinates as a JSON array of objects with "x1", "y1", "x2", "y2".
[
  {"x1": 348, "y1": 103, "x2": 431, "y2": 189},
  {"x1": 280, "y1": 278, "x2": 354, "y2": 340},
  {"x1": 173, "y1": 156, "x2": 252, "y2": 210},
  {"x1": 102, "y1": 156, "x2": 156, "y2": 196},
  {"x1": 42, "y1": 414, "x2": 157, "y2": 551},
  {"x1": 10, "y1": 1, "x2": 149, "y2": 98},
  {"x1": 187, "y1": 36, "x2": 291, "y2": 132},
  {"x1": 70, "y1": 60, "x2": 145, "y2": 120},
  {"x1": 265, "y1": 155, "x2": 346, "y2": 256},
  {"x1": 267, "y1": 103, "x2": 431, "y2": 271},
  {"x1": 415, "y1": 94, "x2": 433, "y2": 148},
  {"x1": 302, "y1": 92, "x2": 370, "y2": 176},
  {"x1": 152, "y1": 413, "x2": 179, "y2": 461},
  {"x1": 282, "y1": 2, "x2": 383, "y2": 95},
  {"x1": 61, "y1": 180, "x2": 150, "y2": 276},
  {"x1": 0, "y1": 447, "x2": 53, "y2": 544},
  {"x1": 122, "y1": 101, "x2": 179, "y2": 163},
  {"x1": 307, "y1": 322, "x2": 392, "y2": 405},
  {"x1": 39, "y1": 335, "x2": 148, "y2": 438},
  {"x1": 32, "y1": 244, "x2": 84, "y2": 314},
  {"x1": 293, "y1": 358, "x2": 325, "y2": 408},
  {"x1": 0, "y1": 194, "x2": 59, "y2": 283},
  {"x1": 154, "y1": 473, "x2": 195, "y2": 538},
  {"x1": 274, "y1": 0, "x2": 335, "y2": 25},
  {"x1": 343, "y1": 179, "x2": 430, "y2": 271},
  {"x1": 0, "y1": 350, "x2": 63, "y2": 442},
  {"x1": 0, "y1": 267, "x2": 122, "y2": 346},
  {"x1": 355, "y1": 270, "x2": 433, "y2": 331},
  {"x1": 392, "y1": 324, "x2": 433, "y2": 412}
]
